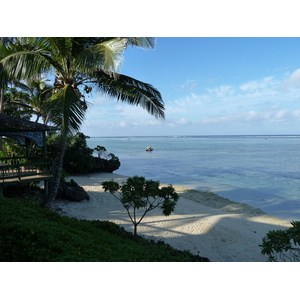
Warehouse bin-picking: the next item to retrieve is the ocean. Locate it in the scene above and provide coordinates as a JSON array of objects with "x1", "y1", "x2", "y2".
[{"x1": 86, "y1": 135, "x2": 300, "y2": 221}]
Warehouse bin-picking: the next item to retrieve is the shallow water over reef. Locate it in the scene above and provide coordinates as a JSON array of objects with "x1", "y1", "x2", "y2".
[{"x1": 87, "y1": 135, "x2": 300, "y2": 221}]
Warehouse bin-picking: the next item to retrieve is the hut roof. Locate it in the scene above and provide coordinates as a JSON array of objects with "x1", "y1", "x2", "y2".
[{"x1": 0, "y1": 114, "x2": 56, "y2": 133}]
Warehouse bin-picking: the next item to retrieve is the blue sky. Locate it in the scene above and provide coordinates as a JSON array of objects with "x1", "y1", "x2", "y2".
[{"x1": 81, "y1": 37, "x2": 300, "y2": 137}]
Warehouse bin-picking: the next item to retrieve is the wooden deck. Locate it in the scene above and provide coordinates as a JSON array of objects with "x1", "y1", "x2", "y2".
[
  {"x1": 1, "y1": 173, "x2": 53, "y2": 184},
  {"x1": 0, "y1": 161, "x2": 54, "y2": 195}
]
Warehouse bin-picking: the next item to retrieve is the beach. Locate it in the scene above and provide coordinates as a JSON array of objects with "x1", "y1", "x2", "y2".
[{"x1": 51, "y1": 172, "x2": 292, "y2": 262}]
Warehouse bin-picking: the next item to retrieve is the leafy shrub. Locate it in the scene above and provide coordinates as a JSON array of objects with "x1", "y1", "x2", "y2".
[{"x1": 260, "y1": 221, "x2": 300, "y2": 262}]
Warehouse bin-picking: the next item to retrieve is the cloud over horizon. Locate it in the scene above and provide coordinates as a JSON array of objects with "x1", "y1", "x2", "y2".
[{"x1": 81, "y1": 69, "x2": 300, "y2": 136}]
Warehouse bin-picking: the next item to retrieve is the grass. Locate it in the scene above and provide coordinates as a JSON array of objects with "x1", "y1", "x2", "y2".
[{"x1": 0, "y1": 196, "x2": 209, "y2": 262}]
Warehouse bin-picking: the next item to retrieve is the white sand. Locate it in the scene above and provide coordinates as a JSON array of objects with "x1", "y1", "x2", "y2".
[{"x1": 51, "y1": 172, "x2": 292, "y2": 262}]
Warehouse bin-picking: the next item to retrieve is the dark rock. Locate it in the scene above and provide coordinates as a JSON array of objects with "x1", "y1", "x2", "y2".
[
  {"x1": 91, "y1": 157, "x2": 121, "y2": 173},
  {"x1": 56, "y1": 179, "x2": 89, "y2": 202}
]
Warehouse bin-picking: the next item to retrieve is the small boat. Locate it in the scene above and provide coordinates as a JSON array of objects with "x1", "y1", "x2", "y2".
[{"x1": 146, "y1": 146, "x2": 153, "y2": 151}]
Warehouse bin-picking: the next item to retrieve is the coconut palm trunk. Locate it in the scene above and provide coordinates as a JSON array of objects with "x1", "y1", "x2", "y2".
[
  {"x1": 42, "y1": 135, "x2": 67, "y2": 205},
  {"x1": 0, "y1": 88, "x2": 3, "y2": 150}
]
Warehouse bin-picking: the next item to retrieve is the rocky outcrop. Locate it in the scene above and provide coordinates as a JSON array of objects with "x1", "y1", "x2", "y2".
[
  {"x1": 91, "y1": 157, "x2": 121, "y2": 173},
  {"x1": 57, "y1": 179, "x2": 90, "y2": 202}
]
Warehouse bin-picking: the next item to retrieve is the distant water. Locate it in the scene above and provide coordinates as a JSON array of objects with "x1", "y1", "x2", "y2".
[{"x1": 87, "y1": 135, "x2": 300, "y2": 221}]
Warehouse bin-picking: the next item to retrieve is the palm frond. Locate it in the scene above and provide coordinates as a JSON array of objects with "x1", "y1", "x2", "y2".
[
  {"x1": 42, "y1": 37, "x2": 71, "y2": 68},
  {"x1": 0, "y1": 38, "x2": 66, "y2": 79},
  {"x1": 48, "y1": 84, "x2": 85, "y2": 136},
  {"x1": 0, "y1": 51, "x2": 50, "y2": 81},
  {"x1": 125, "y1": 38, "x2": 156, "y2": 50},
  {"x1": 75, "y1": 38, "x2": 127, "y2": 74},
  {"x1": 12, "y1": 80, "x2": 33, "y2": 94},
  {"x1": 92, "y1": 70, "x2": 165, "y2": 119}
]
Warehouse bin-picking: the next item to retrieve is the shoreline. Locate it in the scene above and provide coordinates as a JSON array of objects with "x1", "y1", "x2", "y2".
[{"x1": 52, "y1": 172, "x2": 291, "y2": 262}]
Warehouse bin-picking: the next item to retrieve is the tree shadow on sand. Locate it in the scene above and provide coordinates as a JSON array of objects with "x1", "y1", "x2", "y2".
[{"x1": 56, "y1": 186, "x2": 292, "y2": 262}]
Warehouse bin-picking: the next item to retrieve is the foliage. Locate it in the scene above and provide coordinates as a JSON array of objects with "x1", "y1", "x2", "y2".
[
  {"x1": 3, "y1": 86, "x2": 32, "y2": 119},
  {"x1": 260, "y1": 221, "x2": 300, "y2": 262},
  {"x1": 94, "y1": 145, "x2": 107, "y2": 158},
  {"x1": 47, "y1": 132, "x2": 95, "y2": 174},
  {"x1": 102, "y1": 176, "x2": 179, "y2": 236},
  {"x1": 93, "y1": 145, "x2": 120, "y2": 162},
  {"x1": 0, "y1": 197, "x2": 208, "y2": 262},
  {"x1": 46, "y1": 132, "x2": 120, "y2": 174},
  {"x1": 0, "y1": 137, "x2": 29, "y2": 163},
  {"x1": 3, "y1": 78, "x2": 53, "y2": 123}
]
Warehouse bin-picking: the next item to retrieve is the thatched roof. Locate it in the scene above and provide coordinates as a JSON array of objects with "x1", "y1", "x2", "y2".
[{"x1": 0, "y1": 114, "x2": 56, "y2": 133}]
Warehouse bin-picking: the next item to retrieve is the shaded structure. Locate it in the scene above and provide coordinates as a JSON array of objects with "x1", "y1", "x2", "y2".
[{"x1": 0, "y1": 114, "x2": 55, "y2": 195}]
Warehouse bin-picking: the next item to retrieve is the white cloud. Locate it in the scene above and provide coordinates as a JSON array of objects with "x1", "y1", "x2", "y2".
[
  {"x1": 202, "y1": 109, "x2": 300, "y2": 125},
  {"x1": 180, "y1": 79, "x2": 199, "y2": 92},
  {"x1": 206, "y1": 85, "x2": 235, "y2": 98},
  {"x1": 282, "y1": 68, "x2": 300, "y2": 89},
  {"x1": 80, "y1": 69, "x2": 300, "y2": 136},
  {"x1": 177, "y1": 118, "x2": 190, "y2": 125},
  {"x1": 239, "y1": 76, "x2": 276, "y2": 92}
]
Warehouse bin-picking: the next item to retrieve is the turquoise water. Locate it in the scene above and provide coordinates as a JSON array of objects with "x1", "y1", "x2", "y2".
[{"x1": 87, "y1": 135, "x2": 300, "y2": 221}]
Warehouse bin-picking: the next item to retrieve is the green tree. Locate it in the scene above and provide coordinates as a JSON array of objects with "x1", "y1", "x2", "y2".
[
  {"x1": 0, "y1": 37, "x2": 164, "y2": 205},
  {"x1": 2, "y1": 78, "x2": 53, "y2": 123},
  {"x1": 8, "y1": 77, "x2": 53, "y2": 123},
  {"x1": 260, "y1": 221, "x2": 300, "y2": 262},
  {"x1": 3, "y1": 86, "x2": 32, "y2": 119},
  {"x1": 102, "y1": 176, "x2": 179, "y2": 236}
]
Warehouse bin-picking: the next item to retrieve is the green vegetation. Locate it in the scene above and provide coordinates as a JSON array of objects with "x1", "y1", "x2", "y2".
[
  {"x1": 260, "y1": 221, "x2": 300, "y2": 262},
  {"x1": 2, "y1": 77, "x2": 53, "y2": 123},
  {"x1": 46, "y1": 132, "x2": 96, "y2": 174},
  {"x1": 0, "y1": 196, "x2": 208, "y2": 262},
  {"x1": 0, "y1": 131, "x2": 120, "y2": 176},
  {"x1": 102, "y1": 176, "x2": 179, "y2": 236}
]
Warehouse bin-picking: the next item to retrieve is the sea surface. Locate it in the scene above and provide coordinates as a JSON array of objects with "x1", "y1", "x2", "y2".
[{"x1": 87, "y1": 135, "x2": 300, "y2": 221}]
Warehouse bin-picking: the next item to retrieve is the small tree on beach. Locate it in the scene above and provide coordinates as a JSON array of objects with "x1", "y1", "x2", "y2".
[{"x1": 102, "y1": 176, "x2": 179, "y2": 236}]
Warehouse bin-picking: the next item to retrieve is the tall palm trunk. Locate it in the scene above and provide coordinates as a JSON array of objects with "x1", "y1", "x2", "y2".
[
  {"x1": 0, "y1": 88, "x2": 3, "y2": 112},
  {"x1": 42, "y1": 134, "x2": 67, "y2": 206},
  {"x1": 0, "y1": 88, "x2": 4, "y2": 150}
]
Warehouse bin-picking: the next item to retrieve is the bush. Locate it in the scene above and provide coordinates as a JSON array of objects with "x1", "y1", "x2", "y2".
[{"x1": 260, "y1": 221, "x2": 300, "y2": 262}]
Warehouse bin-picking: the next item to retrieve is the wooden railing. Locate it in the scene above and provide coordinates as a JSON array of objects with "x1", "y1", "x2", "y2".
[{"x1": 0, "y1": 160, "x2": 54, "y2": 183}]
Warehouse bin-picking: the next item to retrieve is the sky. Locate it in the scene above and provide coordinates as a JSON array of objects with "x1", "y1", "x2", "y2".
[
  {"x1": 80, "y1": 37, "x2": 300, "y2": 137},
  {"x1": 4, "y1": 1, "x2": 300, "y2": 138}
]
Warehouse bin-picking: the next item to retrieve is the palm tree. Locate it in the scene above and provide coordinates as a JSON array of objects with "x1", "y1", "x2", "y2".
[
  {"x1": 6, "y1": 78, "x2": 53, "y2": 124},
  {"x1": 0, "y1": 37, "x2": 164, "y2": 204}
]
